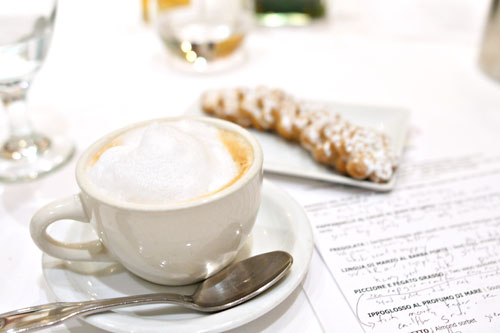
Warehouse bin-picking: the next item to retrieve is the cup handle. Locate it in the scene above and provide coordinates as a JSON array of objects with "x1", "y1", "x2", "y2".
[{"x1": 30, "y1": 194, "x2": 111, "y2": 261}]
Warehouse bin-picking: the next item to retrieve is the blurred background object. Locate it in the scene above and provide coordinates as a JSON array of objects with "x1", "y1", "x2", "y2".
[
  {"x1": 479, "y1": 0, "x2": 500, "y2": 81},
  {"x1": 142, "y1": 0, "x2": 151, "y2": 22},
  {"x1": 150, "y1": 0, "x2": 253, "y2": 73},
  {"x1": 255, "y1": 0, "x2": 326, "y2": 27},
  {"x1": 0, "y1": 0, "x2": 74, "y2": 182}
]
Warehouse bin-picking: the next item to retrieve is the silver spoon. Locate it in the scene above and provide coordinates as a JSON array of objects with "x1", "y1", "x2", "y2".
[{"x1": 0, "y1": 251, "x2": 293, "y2": 333}]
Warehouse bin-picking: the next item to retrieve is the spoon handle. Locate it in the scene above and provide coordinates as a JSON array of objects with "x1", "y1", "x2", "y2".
[{"x1": 0, "y1": 293, "x2": 194, "y2": 333}]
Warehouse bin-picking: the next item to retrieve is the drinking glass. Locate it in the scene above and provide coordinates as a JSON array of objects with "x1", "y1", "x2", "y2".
[
  {"x1": 0, "y1": 0, "x2": 73, "y2": 182},
  {"x1": 479, "y1": 0, "x2": 500, "y2": 82},
  {"x1": 152, "y1": 0, "x2": 253, "y2": 73}
]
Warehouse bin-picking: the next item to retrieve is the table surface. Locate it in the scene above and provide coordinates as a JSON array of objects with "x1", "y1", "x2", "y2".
[{"x1": 1, "y1": 0, "x2": 500, "y2": 332}]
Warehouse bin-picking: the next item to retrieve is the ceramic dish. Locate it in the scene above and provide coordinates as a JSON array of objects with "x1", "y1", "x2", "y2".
[
  {"x1": 188, "y1": 100, "x2": 410, "y2": 191},
  {"x1": 42, "y1": 180, "x2": 313, "y2": 333}
]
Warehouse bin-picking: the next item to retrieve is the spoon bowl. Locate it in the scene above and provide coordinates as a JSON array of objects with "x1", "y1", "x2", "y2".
[
  {"x1": 0, "y1": 251, "x2": 293, "y2": 333},
  {"x1": 192, "y1": 250, "x2": 292, "y2": 311}
]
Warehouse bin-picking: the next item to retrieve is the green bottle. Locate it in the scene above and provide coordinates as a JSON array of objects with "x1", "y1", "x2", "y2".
[{"x1": 255, "y1": 0, "x2": 326, "y2": 26}]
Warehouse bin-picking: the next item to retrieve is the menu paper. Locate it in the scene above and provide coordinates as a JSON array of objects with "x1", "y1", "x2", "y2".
[{"x1": 302, "y1": 153, "x2": 500, "y2": 333}]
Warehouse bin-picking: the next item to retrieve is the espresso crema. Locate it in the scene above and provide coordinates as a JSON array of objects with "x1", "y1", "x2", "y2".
[{"x1": 87, "y1": 120, "x2": 253, "y2": 205}]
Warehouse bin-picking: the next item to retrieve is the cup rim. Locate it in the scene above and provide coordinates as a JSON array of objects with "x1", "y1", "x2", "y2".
[{"x1": 76, "y1": 116, "x2": 263, "y2": 211}]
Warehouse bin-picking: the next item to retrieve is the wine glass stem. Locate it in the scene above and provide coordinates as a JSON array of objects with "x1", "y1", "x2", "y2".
[
  {"x1": 2, "y1": 82, "x2": 34, "y2": 138},
  {"x1": 1, "y1": 81, "x2": 50, "y2": 161}
]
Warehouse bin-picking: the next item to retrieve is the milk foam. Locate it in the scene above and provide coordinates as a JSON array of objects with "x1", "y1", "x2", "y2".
[{"x1": 88, "y1": 120, "x2": 239, "y2": 204}]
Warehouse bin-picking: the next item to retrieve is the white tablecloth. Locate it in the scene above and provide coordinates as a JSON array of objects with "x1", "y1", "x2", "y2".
[{"x1": 1, "y1": 0, "x2": 499, "y2": 331}]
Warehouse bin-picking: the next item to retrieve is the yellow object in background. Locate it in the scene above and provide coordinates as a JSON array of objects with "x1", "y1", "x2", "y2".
[
  {"x1": 215, "y1": 34, "x2": 245, "y2": 58},
  {"x1": 142, "y1": 0, "x2": 190, "y2": 22},
  {"x1": 142, "y1": 0, "x2": 149, "y2": 21}
]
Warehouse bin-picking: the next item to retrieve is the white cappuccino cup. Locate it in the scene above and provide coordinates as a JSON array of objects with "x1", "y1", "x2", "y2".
[{"x1": 30, "y1": 117, "x2": 263, "y2": 285}]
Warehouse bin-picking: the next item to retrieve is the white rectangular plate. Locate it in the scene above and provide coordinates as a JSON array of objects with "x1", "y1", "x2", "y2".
[{"x1": 188, "y1": 100, "x2": 410, "y2": 192}]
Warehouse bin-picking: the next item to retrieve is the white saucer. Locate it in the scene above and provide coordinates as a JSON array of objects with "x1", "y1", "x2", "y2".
[
  {"x1": 188, "y1": 99, "x2": 410, "y2": 191},
  {"x1": 42, "y1": 180, "x2": 313, "y2": 333}
]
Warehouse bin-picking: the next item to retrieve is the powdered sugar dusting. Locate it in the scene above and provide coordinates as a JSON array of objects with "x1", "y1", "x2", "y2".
[{"x1": 201, "y1": 86, "x2": 398, "y2": 183}]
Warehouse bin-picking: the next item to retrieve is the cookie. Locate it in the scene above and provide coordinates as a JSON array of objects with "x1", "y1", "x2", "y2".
[{"x1": 201, "y1": 86, "x2": 398, "y2": 183}]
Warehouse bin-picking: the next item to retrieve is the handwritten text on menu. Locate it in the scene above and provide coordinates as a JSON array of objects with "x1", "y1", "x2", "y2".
[{"x1": 306, "y1": 154, "x2": 500, "y2": 333}]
